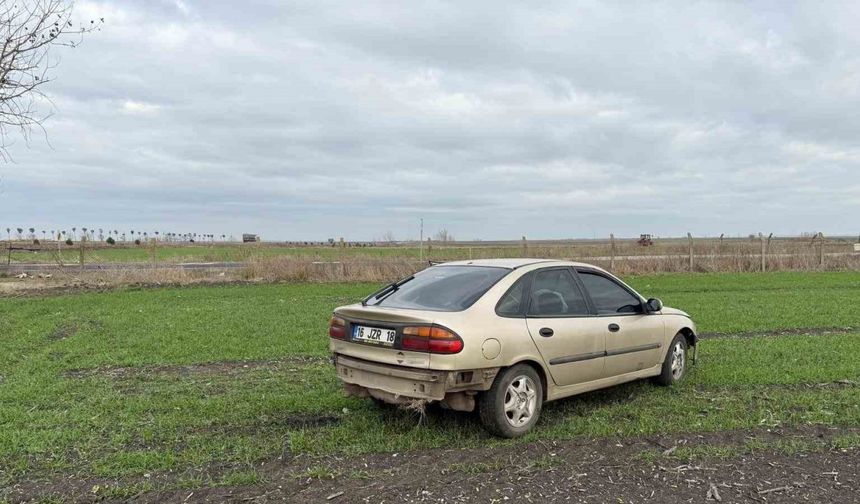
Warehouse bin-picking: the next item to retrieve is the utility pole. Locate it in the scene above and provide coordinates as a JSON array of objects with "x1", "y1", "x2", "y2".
[
  {"x1": 687, "y1": 232, "x2": 694, "y2": 271},
  {"x1": 419, "y1": 218, "x2": 424, "y2": 262},
  {"x1": 609, "y1": 234, "x2": 616, "y2": 271}
]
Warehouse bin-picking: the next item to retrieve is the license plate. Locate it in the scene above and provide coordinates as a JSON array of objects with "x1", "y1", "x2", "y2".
[{"x1": 352, "y1": 325, "x2": 396, "y2": 346}]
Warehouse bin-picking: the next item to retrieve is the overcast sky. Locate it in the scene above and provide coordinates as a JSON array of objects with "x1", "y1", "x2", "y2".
[{"x1": 1, "y1": 0, "x2": 858, "y2": 241}]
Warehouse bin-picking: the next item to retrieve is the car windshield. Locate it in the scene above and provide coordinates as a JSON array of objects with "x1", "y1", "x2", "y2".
[{"x1": 371, "y1": 266, "x2": 509, "y2": 311}]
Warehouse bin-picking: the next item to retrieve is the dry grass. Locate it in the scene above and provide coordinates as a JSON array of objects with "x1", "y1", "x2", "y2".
[
  {"x1": 0, "y1": 267, "x2": 239, "y2": 296},
  {"x1": 1, "y1": 238, "x2": 858, "y2": 292},
  {"x1": 595, "y1": 252, "x2": 860, "y2": 276},
  {"x1": 241, "y1": 256, "x2": 422, "y2": 283}
]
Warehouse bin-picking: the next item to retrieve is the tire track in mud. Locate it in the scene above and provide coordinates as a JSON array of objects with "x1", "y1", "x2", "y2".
[
  {"x1": 7, "y1": 424, "x2": 857, "y2": 503},
  {"x1": 699, "y1": 326, "x2": 855, "y2": 339},
  {"x1": 63, "y1": 355, "x2": 329, "y2": 379}
]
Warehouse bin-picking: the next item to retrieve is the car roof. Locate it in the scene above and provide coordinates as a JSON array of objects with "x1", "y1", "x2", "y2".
[{"x1": 436, "y1": 258, "x2": 600, "y2": 269}]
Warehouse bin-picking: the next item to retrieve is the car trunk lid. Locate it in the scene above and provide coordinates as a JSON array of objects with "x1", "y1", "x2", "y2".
[{"x1": 332, "y1": 305, "x2": 435, "y2": 369}]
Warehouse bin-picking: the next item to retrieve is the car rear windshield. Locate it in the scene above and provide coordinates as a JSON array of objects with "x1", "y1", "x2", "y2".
[{"x1": 371, "y1": 266, "x2": 510, "y2": 311}]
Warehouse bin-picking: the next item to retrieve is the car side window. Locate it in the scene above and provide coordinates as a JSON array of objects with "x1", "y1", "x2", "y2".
[
  {"x1": 527, "y1": 269, "x2": 589, "y2": 317},
  {"x1": 578, "y1": 271, "x2": 642, "y2": 315},
  {"x1": 496, "y1": 276, "x2": 527, "y2": 316}
]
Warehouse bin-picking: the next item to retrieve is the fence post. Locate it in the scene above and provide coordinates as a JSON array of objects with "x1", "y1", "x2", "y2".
[
  {"x1": 609, "y1": 233, "x2": 616, "y2": 271},
  {"x1": 768, "y1": 233, "x2": 775, "y2": 270},
  {"x1": 79, "y1": 236, "x2": 86, "y2": 269},
  {"x1": 521, "y1": 236, "x2": 527, "y2": 256},
  {"x1": 687, "y1": 233, "x2": 694, "y2": 271},
  {"x1": 819, "y1": 232, "x2": 825, "y2": 268},
  {"x1": 759, "y1": 233, "x2": 766, "y2": 272},
  {"x1": 149, "y1": 238, "x2": 158, "y2": 269}
]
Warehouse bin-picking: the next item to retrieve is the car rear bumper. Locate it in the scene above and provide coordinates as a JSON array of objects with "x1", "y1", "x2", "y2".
[{"x1": 333, "y1": 354, "x2": 499, "y2": 410}]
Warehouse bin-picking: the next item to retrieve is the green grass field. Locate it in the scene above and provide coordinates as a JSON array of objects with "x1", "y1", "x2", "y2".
[{"x1": 1, "y1": 271, "x2": 858, "y2": 499}]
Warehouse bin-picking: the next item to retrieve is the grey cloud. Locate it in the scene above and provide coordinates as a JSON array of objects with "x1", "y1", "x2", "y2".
[{"x1": 1, "y1": 0, "x2": 858, "y2": 240}]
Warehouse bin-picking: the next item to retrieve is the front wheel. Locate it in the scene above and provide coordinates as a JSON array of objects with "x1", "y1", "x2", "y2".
[
  {"x1": 654, "y1": 334, "x2": 688, "y2": 386},
  {"x1": 478, "y1": 364, "x2": 543, "y2": 438}
]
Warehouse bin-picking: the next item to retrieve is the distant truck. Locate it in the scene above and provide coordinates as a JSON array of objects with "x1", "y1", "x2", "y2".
[{"x1": 242, "y1": 234, "x2": 260, "y2": 243}]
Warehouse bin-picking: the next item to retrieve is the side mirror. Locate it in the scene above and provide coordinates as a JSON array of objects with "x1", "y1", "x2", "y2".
[{"x1": 646, "y1": 298, "x2": 663, "y2": 312}]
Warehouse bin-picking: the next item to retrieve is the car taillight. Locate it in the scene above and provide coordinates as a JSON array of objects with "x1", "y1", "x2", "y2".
[
  {"x1": 329, "y1": 316, "x2": 347, "y2": 339},
  {"x1": 401, "y1": 325, "x2": 464, "y2": 354}
]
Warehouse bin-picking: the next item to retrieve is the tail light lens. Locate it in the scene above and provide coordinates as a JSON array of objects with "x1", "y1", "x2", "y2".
[
  {"x1": 329, "y1": 316, "x2": 347, "y2": 339},
  {"x1": 402, "y1": 325, "x2": 464, "y2": 354}
]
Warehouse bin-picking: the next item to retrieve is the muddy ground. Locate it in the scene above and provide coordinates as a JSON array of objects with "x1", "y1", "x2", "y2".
[
  {"x1": 6, "y1": 425, "x2": 857, "y2": 503},
  {"x1": 142, "y1": 426, "x2": 860, "y2": 504}
]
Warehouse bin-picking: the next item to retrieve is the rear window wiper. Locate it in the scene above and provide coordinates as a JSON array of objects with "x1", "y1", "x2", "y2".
[{"x1": 362, "y1": 275, "x2": 414, "y2": 306}]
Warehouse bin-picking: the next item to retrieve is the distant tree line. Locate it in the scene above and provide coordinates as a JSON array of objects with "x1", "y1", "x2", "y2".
[{"x1": 3, "y1": 227, "x2": 230, "y2": 245}]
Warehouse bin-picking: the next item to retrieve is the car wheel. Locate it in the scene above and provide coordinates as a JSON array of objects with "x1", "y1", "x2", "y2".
[
  {"x1": 654, "y1": 333, "x2": 688, "y2": 386},
  {"x1": 478, "y1": 364, "x2": 543, "y2": 438}
]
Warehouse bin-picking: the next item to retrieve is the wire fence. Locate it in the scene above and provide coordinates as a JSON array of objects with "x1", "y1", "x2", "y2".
[{"x1": 2, "y1": 234, "x2": 859, "y2": 280}]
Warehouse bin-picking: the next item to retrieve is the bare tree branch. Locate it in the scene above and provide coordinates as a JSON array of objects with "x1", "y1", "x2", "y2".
[{"x1": 0, "y1": 0, "x2": 102, "y2": 160}]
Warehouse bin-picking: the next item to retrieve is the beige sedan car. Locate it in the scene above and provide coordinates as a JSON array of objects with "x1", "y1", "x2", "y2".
[{"x1": 329, "y1": 259, "x2": 697, "y2": 437}]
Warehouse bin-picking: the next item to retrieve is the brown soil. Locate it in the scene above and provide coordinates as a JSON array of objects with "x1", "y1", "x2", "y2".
[
  {"x1": 63, "y1": 356, "x2": 328, "y2": 379},
  {"x1": 47, "y1": 319, "x2": 105, "y2": 341},
  {"x1": 147, "y1": 425, "x2": 860, "y2": 504},
  {"x1": 0, "y1": 277, "x2": 264, "y2": 299},
  {"x1": 5, "y1": 425, "x2": 857, "y2": 503},
  {"x1": 701, "y1": 327, "x2": 856, "y2": 339}
]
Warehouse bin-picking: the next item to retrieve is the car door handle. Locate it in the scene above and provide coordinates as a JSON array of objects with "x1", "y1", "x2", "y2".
[
  {"x1": 539, "y1": 327, "x2": 554, "y2": 337},
  {"x1": 608, "y1": 323, "x2": 620, "y2": 333}
]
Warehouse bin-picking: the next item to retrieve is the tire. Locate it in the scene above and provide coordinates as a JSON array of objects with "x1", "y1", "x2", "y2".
[
  {"x1": 478, "y1": 364, "x2": 543, "y2": 438},
  {"x1": 654, "y1": 333, "x2": 688, "y2": 386}
]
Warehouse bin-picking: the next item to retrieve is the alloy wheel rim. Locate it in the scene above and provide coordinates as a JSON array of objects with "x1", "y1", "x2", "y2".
[
  {"x1": 671, "y1": 342, "x2": 685, "y2": 379},
  {"x1": 504, "y1": 375, "x2": 537, "y2": 428}
]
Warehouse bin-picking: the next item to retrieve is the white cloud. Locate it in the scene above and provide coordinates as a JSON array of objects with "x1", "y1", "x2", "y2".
[{"x1": 121, "y1": 100, "x2": 161, "y2": 115}]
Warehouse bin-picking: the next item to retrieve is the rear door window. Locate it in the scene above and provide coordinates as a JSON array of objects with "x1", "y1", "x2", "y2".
[
  {"x1": 527, "y1": 269, "x2": 590, "y2": 317},
  {"x1": 496, "y1": 275, "x2": 528, "y2": 316},
  {"x1": 372, "y1": 266, "x2": 509, "y2": 311}
]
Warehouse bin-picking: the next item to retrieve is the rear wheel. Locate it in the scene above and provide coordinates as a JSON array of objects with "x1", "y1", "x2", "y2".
[
  {"x1": 478, "y1": 364, "x2": 543, "y2": 438},
  {"x1": 654, "y1": 334, "x2": 688, "y2": 386}
]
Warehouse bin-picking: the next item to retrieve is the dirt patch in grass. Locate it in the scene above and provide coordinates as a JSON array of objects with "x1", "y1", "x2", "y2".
[
  {"x1": 700, "y1": 326, "x2": 856, "y2": 339},
  {"x1": 193, "y1": 414, "x2": 342, "y2": 437},
  {"x1": 48, "y1": 319, "x2": 104, "y2": 340},
  {"x1": 168, "y1": 424, "x2": 860, "y2": 503},
  {"x1": 63, "y1": 356, "x2": 329, "y2": 379},
  {"x1": 5, "y1": 425, "x2": 857, "y2": 503},
  {"x1": 697, "y1": 379, "x2": 860, "y2": 393},
  {"x1": 48, "y1": 323, "x2": 79, "y2": 341},
  {"x1": 0, "y1": 277, "x2": 268, "y2": 299}
]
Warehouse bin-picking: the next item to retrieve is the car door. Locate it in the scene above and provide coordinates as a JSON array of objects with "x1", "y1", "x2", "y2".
[
  {"x1": 575, "y1": 268, "x2": 665, "y2": 377},
  {"x1": 524, "y1": 267, "x2": 607, "y2": 387}
]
